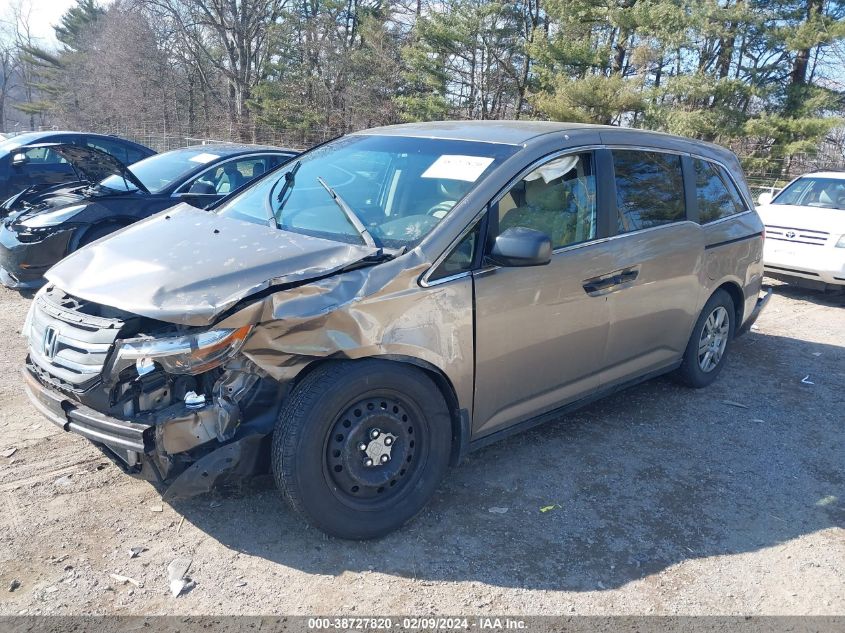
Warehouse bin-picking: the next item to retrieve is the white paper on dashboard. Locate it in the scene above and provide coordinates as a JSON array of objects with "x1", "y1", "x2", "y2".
[
  {"x1": 189, "y1": 152, "x2": 220, "y2": 163},
  {"x1": 421, "y1": 155, "x2": 495, "y2": 182}
]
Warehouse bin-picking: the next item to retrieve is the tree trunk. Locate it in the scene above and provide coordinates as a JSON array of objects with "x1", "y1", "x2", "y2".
[{"x1": 787, "y1": 0, "x2": 824, "y2": 114}]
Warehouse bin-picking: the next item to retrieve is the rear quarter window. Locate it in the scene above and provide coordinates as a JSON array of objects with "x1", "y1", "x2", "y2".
[
  {"x1": 693, "y1": 158, "x2": 747, "y2": 223},
  {"x1": 612, "y1": 150, "x2": 685, "y2": 232}
]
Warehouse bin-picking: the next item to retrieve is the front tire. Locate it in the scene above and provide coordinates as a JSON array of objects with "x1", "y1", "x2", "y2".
[
  {"x1": 272, "y1": 360, "x2": 452, "y2": 539},
  {"x1": 78, "y1": 223, "x2": 124, "y2": 248},
  {"x1": 676, "y1": 289, "x2": 735, "y2": 388}
]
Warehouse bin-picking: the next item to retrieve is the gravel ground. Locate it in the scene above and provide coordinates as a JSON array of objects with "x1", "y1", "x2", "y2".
[{"x1": 0, "y1": 281, "x2": 842, "y2": 616}]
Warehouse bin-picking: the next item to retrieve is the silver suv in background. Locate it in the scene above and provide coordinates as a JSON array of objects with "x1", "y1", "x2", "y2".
[{"x1": 22, "y1": 121, "x2": 770, "y2": 539}]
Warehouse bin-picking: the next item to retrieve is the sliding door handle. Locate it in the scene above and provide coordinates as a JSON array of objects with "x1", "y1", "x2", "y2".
[
  {"x1": 582, "y1": 276, "x2": 618, "y2": 294},
  {"x1": 618, "y1": 269, "x2": 639, "y2": 283}
]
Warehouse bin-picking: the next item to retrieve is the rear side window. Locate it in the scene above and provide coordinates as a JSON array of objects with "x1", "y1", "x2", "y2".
[
  {"x1": 126, "y1": 146, "x2": 148, "y2": 164},
  {"x1": 693, "y1": 159, "x2": 747, "y2": 223},
  {"x1": 86, "y1": 137, "x2": 130, "y2": 163},
  {"x1": 613, "y1": 150, "x2": 685, "y2": 232},
  {"x1": 268, "y1": 153, "x2": 294, "y2": 169}
]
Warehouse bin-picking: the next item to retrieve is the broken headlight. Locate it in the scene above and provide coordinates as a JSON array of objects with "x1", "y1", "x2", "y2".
[{"x1": 115, "y1": 325, "x2": 253, "y2": 375}]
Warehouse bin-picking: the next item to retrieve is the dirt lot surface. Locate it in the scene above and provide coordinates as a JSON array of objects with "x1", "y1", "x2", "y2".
[{"x1": 0, "y1": 282, "x2": 842, "y2": 616}]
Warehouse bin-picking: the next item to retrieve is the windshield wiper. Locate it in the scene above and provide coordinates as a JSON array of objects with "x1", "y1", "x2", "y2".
[
  {"x1": 269, "y1": 160, "x2": 301, "y2": 228},
  {"x1": 316, "y1": 177, "x2": 377, "y2": 248}
]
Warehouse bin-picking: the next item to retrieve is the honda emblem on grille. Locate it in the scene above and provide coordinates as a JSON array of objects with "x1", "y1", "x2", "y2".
[
  {"x1": 785, "y1": 230, "x2": 796, "y2": 239},
  {"x1": 43, "y1": 326, "x2": 59, "y2": 360}
]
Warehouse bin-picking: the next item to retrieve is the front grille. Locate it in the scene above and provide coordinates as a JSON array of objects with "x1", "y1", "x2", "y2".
[
  {"x1": 764, "y1": 224, "x2": 829, "y2": 246},
  {"x1": 28, "y1": 288, "x2": 125, "y2": 391}
]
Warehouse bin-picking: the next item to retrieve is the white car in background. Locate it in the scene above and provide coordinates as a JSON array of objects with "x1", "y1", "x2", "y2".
[{"x1": 756, "y1": 171, "x2": 845, "y2": 291}]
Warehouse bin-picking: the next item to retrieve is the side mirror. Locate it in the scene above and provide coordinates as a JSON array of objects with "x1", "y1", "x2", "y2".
[
  {"x1": 187, "y1": 181, "x2": 216, "y2": 195},
  {"x1": 11, "y1": 152, "x2": 28, "y2": 167},
  {"x1": 488, "y1": 226, "x2": 552, "y2": 267},
  {"x1": 757, "y1": 191, "x2": 773, "y2": 206}
]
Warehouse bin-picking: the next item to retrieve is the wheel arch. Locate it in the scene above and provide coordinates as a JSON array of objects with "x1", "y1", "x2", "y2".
[
  {"x1": 289, "y1": 355, "x2": 469, "y2": 467},
  {"x1": 712, "y1": 280, "x2": 745, "y2": 332},
  {"x1": 72, "y1": 217, "x2": 135, "y2": 250}
]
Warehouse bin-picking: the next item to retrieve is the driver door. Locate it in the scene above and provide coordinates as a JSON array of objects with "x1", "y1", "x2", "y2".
[{"x1": 471, "y1": 150, "x2": 613, "y2": 438}]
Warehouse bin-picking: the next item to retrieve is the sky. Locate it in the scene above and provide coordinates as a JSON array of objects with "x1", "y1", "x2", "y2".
[{"x1": 0, "y1": 0, "x2": 80, "y2": 46}]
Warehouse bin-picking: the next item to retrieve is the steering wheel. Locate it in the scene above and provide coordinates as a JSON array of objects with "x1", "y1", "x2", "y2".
[{"x1": 426, "y1": 200, "x2": 456, "y2": 218}]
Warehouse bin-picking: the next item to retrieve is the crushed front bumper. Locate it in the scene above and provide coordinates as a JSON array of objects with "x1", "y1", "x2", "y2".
[
  {"x1": 23, "y1": 366, "x2": 272, "y2": 497},
  {"x1": 736, "y1": 287, "x2": 772, "y2": 336},
  {"x1": 23, "y1": 366, "x2": 151, "y2": 463}
]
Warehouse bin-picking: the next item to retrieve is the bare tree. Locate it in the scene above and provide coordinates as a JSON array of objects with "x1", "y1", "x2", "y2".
[
  {"x1": 10, "y1": 0, "x2": 40, "y2": 129},
  {"x1": 0, "y1": 17, "x2": 18, "y2": 131},
  {"x1": 140, "y1": 0, "x2": 286, "y2": 138}
]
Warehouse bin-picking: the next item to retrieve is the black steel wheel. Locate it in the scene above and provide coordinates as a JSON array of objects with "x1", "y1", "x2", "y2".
[
  {"x1": 325, "y1": 395, "x2": 423, "y2": 507},
  {"x1": 272, "y1": 360, "x2": 451, "y2": 539}
]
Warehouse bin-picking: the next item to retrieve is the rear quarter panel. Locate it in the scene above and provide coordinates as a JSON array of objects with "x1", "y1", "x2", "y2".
[{"x1": 700, "y1": 211, "x2": 765, "y2": 326}]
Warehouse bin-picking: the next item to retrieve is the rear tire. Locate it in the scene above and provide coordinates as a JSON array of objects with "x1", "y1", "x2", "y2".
[
  {"x1": 676, "y1": 289, "x2": 735, "y2": 388},
  {"x1": 271, "y1": 360, "x2": 451, "y2": 539}
]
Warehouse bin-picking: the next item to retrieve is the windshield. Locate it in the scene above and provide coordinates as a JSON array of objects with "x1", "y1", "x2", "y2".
[
  {"x1": 215, "y1": 135, "x2": 517, "y2": 248},
  {"x1": 99, "y1": 148, "x2": 224, "y2": 194},
  {"x1": 773, "y1": 176, "x2": 845, "y2": 211}
]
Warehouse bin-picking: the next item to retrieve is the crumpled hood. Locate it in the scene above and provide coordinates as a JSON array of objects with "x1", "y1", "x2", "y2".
[{"x1": 45, "y1": 204, "x2": 380, "y2": 326}]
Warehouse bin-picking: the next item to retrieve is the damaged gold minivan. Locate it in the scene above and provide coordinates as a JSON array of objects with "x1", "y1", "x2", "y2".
[{"x1": 22, "y1": 122, "x2": 770, "y2": 538}]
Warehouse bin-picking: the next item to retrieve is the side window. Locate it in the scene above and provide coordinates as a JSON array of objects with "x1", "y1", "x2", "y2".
[
  {"x1": 215, "y1": 157, "x2": 270, "y2": 194},
  {"x1": 716, "y1": 164, "x2": 747, "y2": 213},
  {"x1": 126, "y1": 146, "x2": 147, "y2": 165},
  {"x1": 268, "y1": 154, "x2": 292, "y2": 169},
  {"x1": 693, "y1": 159, "x2": 747, "y2": 223},
  {"x1": 495, "y1": 152, "x2": 597, "y2": 249},
  {"x1": 238, "y1": 158, "x2": 270, "y2": 183},
  {"x1": 86, "y1": 138, "x2": 129, "y2": 164},
  {"x1": 429, "y1": 221, "x2": 482, "y2": 282},
  {"x1": 613, "y1": 150, "x2": 685, "y2": 232},
  {"x1": 23, "y1": 146, "x2": 66, "y2": 164},
  {"x1": 184, "y1": 157, "x2": 272, "y2": 195}
]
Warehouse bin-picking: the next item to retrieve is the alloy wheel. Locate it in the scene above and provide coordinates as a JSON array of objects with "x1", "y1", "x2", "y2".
[{"x1": 698, "y1": 306, "x2": 730, "y2": 372}]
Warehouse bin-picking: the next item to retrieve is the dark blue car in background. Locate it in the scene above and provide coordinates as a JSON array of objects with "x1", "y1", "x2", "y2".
[
  {"x1": 0, "y1": 143, "x2": 298, "y2": 288},
  {"x1": 0, "y1": 131, "x2": 155, "y2": 202}
]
